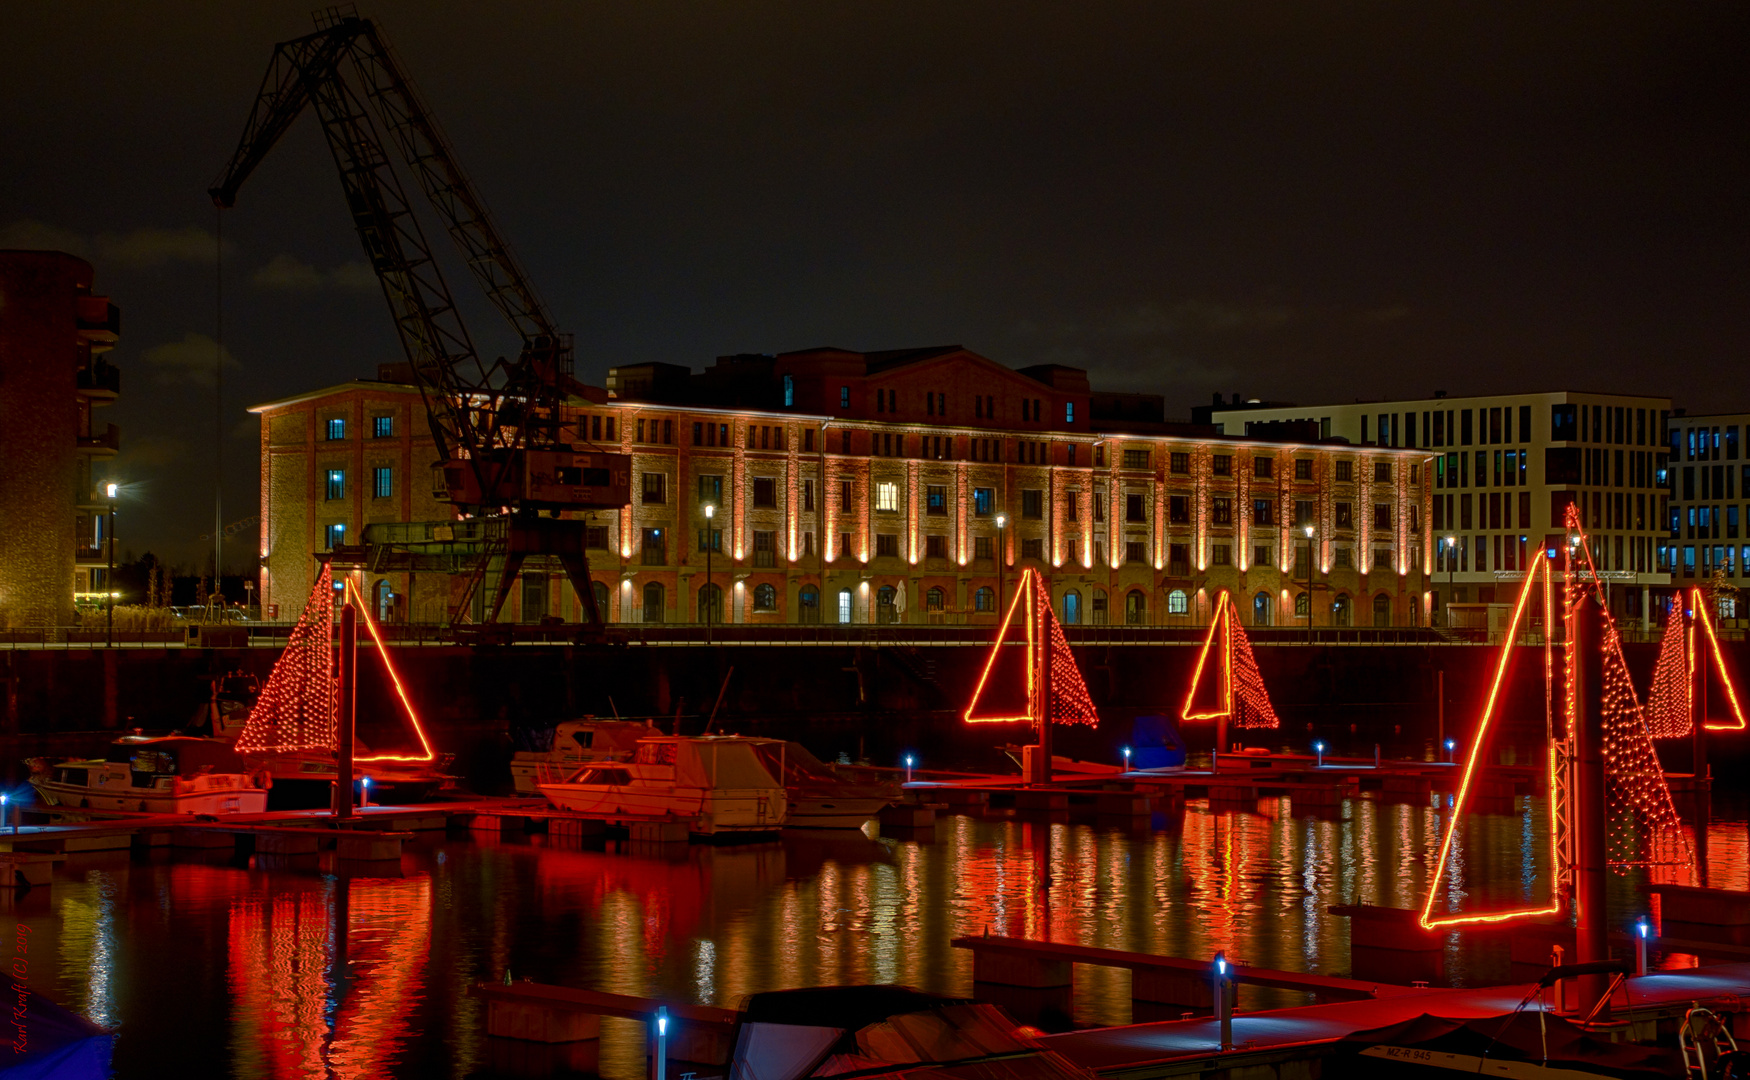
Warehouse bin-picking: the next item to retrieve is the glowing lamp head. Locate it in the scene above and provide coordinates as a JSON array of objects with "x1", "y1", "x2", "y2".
[
  {"x1": 1445, "y1": 738, "x2": 1456, "y2": 751},
  {"x1": 1313, "y1": 741, "x2": 1324, "y2": 753},
  {"x1": 1122, "y1": 746, "x2": 1131, "y2": 759},
  {"x1": 996, "y1": 514, "x2": 1006, "y2": 528},
  {"x1": 704, "y1": 504, "x2": 715, "y2": 520},
  {"x1": 106, "y1": 482, "x2": 118, "y2": 498},
  {"x1": 1304, "y1": 525, "x2": 1314, "y2": 538},
  {"x1": 1636, "y1": 916, "x2": 1650, "y2": 939},
  {"x1": 904, "y1": 754, "x2": 914, "y2": 768},
  {"x1": 1, "y1": 794, "x2": 7, "y2": 807},
  {"x1": 658, "y1": 1007, "x2": 669, "y2": 1036},
  {"x1": 1444, "y1": 535, "x2": 1455, "y2": 549},
  {"x1": 1214, "y1": 951, "x2": 1227, "y2": 977}
]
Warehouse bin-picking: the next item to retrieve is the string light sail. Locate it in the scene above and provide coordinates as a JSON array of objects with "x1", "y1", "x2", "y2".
[
  {"x1": 1645, "y1": 605, "x2": 1692, "y2": 738},
  {"x1": 1181, "y1": 590, "x2": 1281, "y2": 732},
  {"x1": 237, "y1": 563, "x2": 337, "y2": 754},
  {"x1": 236, "y1": 564, "x2": 437, "y2": 764},
  {"x1": 1692, "y1": 585, "x2": 1748, "y2": 732},
  {"x1": 1420, "y1": 506, "x2": 1694, "y2": 929},
  {"x1": 964, "y1": 568, "x2": 1098, "y2": 728}
]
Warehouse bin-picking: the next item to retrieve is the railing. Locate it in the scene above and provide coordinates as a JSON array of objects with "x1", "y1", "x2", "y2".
[
  {"x1": 75, "y1": 359, "x2": 121, "y2": 395},
  {"x1": 76, "y1": 423, "x2": 120, "y2": 453}
]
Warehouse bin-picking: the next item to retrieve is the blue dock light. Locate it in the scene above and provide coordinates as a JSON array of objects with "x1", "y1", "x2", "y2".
[
  {"x1": 2, "y1": 792, "x2": 9, "y2": 834},
  {"x1": 655, "y1": 1005, "x2": 669, "y2": 1080},
  {"x1": 1635, "y1": 915, "x2": 1651, "y2": 975},
  {"x1": 1212, "y1": 951, "x2": 1233, "y2": 1049},
  {"x1": 1313, "y1": 741, "x2": 1325, "y2": 768},
  {"x1": 904, "y1": 754, "x2": 915, "y2": 783},
  {"x1": 1444, "y1": 738, "x2": 1457, "y2": 763},
  {"x1": 1121, "y1": 746, "x2": 1132, "y2": 769},
  {"x1": 360, "y1": 776, "x2": 371, "y2": 808}
]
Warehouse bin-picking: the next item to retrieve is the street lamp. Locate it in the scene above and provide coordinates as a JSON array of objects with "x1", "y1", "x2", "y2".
[
  {"x1": 1303, "y1": 523, "x2": 1315, "y2": 645},
  {"x1": 995, "y1": 514, "x2": 1007, "y2": 619},
  {"x1": 704, "y1": 503, "x2": 715, "y2": 643},
  {"x1": 106, "y1": 482, "x2": 119, "y2": 647},
  {"x1": 1443, "y1": 535, "x2": 1457, "y2": 627}
]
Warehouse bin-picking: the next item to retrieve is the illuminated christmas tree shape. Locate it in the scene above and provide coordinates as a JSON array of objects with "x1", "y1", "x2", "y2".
[
  {"x1": 1421, "y1": 507, "x2": 1693, "y2": 929},
  {"x1": 963, "y1": 568, "x2": 1098, "y2": 727},
  {"x1": 237, "y1": 565, "x2": 436, "y2": 763},
  {"x1": 1180, "y1": 591, "x2": 1280, "y2": 730}
]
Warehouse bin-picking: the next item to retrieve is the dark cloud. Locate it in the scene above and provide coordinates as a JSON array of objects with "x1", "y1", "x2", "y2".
[{"x1": 2, "y1": 1, "x2": 1745, "y2": 562}]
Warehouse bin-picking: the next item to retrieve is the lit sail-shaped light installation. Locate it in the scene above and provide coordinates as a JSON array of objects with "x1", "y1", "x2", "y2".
[
  {"x1": 1645, "y1": 586, "x2": 1746, "y2": 737},
  {"x1": 1645, "y1": 607, "x2": 1691, "y2": 739},
  {"x1": 1181, "y1": 590, "x2": 1280, "y2": 732},
  {"x1": 964, "y1": 568, "x2": 1098, "y2": 728}
]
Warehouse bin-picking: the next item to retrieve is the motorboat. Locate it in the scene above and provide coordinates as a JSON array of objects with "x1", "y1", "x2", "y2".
[
  {"x1": 537, "y1": 735, "x2": 787, "y2": 836},
  {"x1": 510, "y1": 718, "x2": 650, "y2": 794},
  {"x1": 779, "y1": 743, "x2": 897, "y2": 829},
  {"x1": 239, "y1": 749, "x2": 458, "y2": 809},
  {"x1": 27, "y1": 735, "x2": 270, "y2": 815}
]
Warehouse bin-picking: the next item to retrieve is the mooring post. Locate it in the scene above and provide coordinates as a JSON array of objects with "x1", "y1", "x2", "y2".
[
  {"x1": 1212, "y1": 952, "x2": 1233, "y2": 1050},
  {"x1": 332, "y1": 600, "x2": 357, "y2": 820},
  {"x1": 1571, "y1": 597, "x2": 1610, "y2": 1016}
]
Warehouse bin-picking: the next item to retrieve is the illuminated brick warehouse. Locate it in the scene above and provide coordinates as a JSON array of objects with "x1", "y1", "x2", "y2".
[{"x1": 255, "y1": 346, "x2": 1436, "y2": 629}]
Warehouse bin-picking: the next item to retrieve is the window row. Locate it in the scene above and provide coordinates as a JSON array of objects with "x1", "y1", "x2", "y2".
[
  {"x1": 322, "y1": 467, "x2": 395, "y2": 500},
  {"x1": 322, "y1": 415, "x2": 396, "y2": 441}
]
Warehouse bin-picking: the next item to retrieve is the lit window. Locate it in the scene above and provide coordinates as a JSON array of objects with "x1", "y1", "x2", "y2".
[
  {"x1": 326, "y1": 418, "x2": 346, "y2": 440},
  {"x1": 840, "y1": 386, "x2": 850, "y2": 409},
  {"x1": 372, "y1": 467, "x2": 391, "y2": 499},
  {"x1": 325, "y1": 523, "x2": 346, "y2": 549},
  {"x1": 372, "y1": 415, "x2": 392, "y2": 438},
  {"x1": 754, "y1": 583, "x2": 777, "y2": 611},
  {"x1": 926, "y1": 485, "x2": 947, "y2": 515},
  {"x1": 973, "y1": 487, "x2": 994, "y2": 516},
  {"x1": 783, "y1": 375, "x2": 795, "y2": 408},
  {"x1": 325, "y1": 469, "x2": 345, "y2": 500},
  {"x1": 875, "y1": 482, "x2": 900, "y2": 512},
  {"x1": 1168, "y1": 589, "x2": 1188, "y2": 615},
  {"x1": 1065, "y1": 402, "x2": 1075, "y2": 424}
]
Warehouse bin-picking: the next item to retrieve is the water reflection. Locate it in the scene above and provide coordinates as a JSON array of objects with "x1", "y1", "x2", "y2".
[{"x1": 20, "y1": 794, "x2": 1748, "y2": 1078}]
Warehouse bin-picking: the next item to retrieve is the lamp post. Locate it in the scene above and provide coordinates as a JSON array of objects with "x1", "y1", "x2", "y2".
[
  {"x1": 1443, "y1": 535, "x2": 1456, "y2": 627},
  {"x1": 704, "y1": 504, "x2": 715, "y2": 644},
  {"x1": 996, "y1": 514, "x2": 1007, "y2": 618},
  {"x1": 1303, "y1": 523, "x2": 1315, "y2": 645},
  {"x1": 106, "y1": 482, "x2": 118, "y2": 647}
]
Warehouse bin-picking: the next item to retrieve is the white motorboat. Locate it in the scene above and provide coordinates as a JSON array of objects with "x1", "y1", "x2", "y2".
[
  {"x1": 537, "y1": 735, "x2": 787, "y2": 835},
  {"x1": 510, "y1": 718, "x2": 649, "y2": 794},
  {"x1": 780, "y1": 743, "x2": 897, "y2": 829},
  {"x1": 28, "y1": 736, "x2": 270, "y2": 815}
]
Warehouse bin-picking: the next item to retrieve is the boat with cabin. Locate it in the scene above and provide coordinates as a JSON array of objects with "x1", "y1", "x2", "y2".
[
  {"x1": 537, "y1": 734, "x2": 787, "y2": 835},
  {"x1": 27, "y1": 735, "x2": 270, "y2": 815},
  {"x1": 510, "y1": 718, "x2": 650, "y2": 794},
  {"x1": 780, "y1": 743, "x2": 898, "y2": 829}
]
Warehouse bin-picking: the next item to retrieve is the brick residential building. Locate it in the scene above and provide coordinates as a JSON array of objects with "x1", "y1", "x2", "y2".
[
  {"x1": 254, "y1": 347, "x2": 1435, "y2": 628},
  {"x1": 0, "y1": 250, "x2": 121, "y2": 629}
]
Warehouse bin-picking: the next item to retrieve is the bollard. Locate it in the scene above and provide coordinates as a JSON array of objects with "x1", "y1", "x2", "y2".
[
  {"x1": 1314, "y1": 742, "x2": 1325, "y2": 768},
  {"x1": 1121, "y1": 747, "x2": 1131, "y2": 770},
  {"x1": 1212, "y1": 952, "x2": 1233, "y2": 1050},
  {"x1": 1374, "y1": 744, "x2": 1381, "y2": 767},
  {"x1": 653, "y1": 1006, "x2": 668, "y2": 1080},
  {"x1": 1551, "y1": 945, "x2": 1566, "y2": 1012},
  {"x1": 904, "y1": 755, "x2": 914, "y2": 784},
  {"x1": 1635, "y1": 917, "x2": 1650, "y2": 976}
]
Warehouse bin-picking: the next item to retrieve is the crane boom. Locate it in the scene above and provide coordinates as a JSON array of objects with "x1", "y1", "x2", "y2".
[{"x1": 211, "y1": 12, "x2": 629, "y2": 626}]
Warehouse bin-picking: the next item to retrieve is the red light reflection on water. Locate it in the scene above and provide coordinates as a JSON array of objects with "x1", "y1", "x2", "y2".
[{"x1": 225, "y1": 871, "x2": 431, "y2": 1079}]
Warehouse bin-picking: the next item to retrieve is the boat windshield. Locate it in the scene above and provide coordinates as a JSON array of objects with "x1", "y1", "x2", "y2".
[{"x1": 565, "y1": 766, "x2": 631, "y2": 786}]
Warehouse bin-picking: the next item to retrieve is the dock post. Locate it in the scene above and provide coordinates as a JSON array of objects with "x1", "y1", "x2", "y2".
[
  {"x1": 1212, "y1": 952, "x2": 1233, "y2": 1050},
  {"x1": 653, "y1": 1006, "x2": 667, "y2": 1080},
  {"x1": 332, "y1": 600, "x2": 356, "y2": 820},
  {"x1": 1572, "y1": 598, "x2": 1610, "y2": 1016}
]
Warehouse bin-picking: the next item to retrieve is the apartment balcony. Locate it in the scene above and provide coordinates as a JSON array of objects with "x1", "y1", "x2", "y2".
[
  {"x1": 77, "y1": 423, "x2": 120, "y2": 457},
  {"x1": 76, "y1": 358, "x2": 121, "y2": 401},
  {"x1": 75, "y1": 297, "x2": 120, "y2": 350},
  {"x1": 75, "y1": 542, "x2": 107, "y2": 567}
]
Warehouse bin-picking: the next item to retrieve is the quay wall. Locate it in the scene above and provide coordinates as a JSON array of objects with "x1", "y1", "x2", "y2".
[{"x1": 2, "y1": 640, "x2": 1721, "y2": 790}]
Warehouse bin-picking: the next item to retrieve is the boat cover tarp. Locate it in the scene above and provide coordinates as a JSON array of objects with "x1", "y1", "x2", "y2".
[
  {"x1": 0, "y1": 989, "x2": 113, "y2": 1080},
  {"x1": 699, "y1": 743, "x2": 782, "y2": 790},
  {"x1": 1333, "y1": 1011, "x2": 1684, "y2": 1079},
  {"x1": 729, "y1": 987, "x2": 977, "y2": 1080}
]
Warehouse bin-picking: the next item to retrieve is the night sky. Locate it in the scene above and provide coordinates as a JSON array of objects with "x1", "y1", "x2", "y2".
[{"x1": 3, "y1": 2, "x2": 1745, "y2": 564}]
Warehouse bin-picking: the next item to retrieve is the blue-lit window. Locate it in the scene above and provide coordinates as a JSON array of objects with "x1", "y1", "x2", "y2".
[
  {"x1": 325, "y1": 469, "x2": 345, "y2": 500},
  {"x1": 783, "y1": 375, "x2": 795, "y2": 408},
  {"x1": 326, "y1": 418, "x2": 346, "y2": 440},
  {"x1": 1065, "y1": 402, "x2": 1075, "y2": 425},
  {"x1": 373, "y1": 415, "x2": 393, "y2": 438},
  {"x1": 373, "y1": 467, "x2": 392, "y2": 499},
  {"x1": 973, "y1": 487, "x2": 994, "y2": 517},
  {"x1": 325, "y1": 523, "x2": 346, "y2": 549},
  {"x1": 839, "y1": 386, "x2": 850, "y2": 409}
]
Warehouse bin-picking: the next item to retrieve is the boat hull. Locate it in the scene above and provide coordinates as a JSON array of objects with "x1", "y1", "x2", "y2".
[
  {"x1": 786, "y1": 795, "x2": 889, "y2": 829},
  {"x1": 537, "y1": 783, "x2": 785, "y2": 835},
  {"x1": 28, "y1": 777, "x2": 267, "y2": 815}
]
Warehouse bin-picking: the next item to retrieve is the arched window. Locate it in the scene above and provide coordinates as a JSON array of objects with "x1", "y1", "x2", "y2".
[
  {"x1": 837, "y1": 588, "x2": 853, "y2": 624},
  {"x1": 799, "y1": 585, "x2": 820, "y2": 624},
  {"x1": 974, "y1": 586, "x2": 996, "y2": 613},
  {"x1": 1373, "y1": 592, "x2": 1392, "y2": 627},
  {"x1": 877, "y1": 586, "x2": 896, "y2": 623},
  {"x1": 1062, "y1": 590, "x2": 1081, "y2": 625},
  {"x1": 1124, "y1": 589, "x2": 1147, "y2": 625},
  {"x1": 1294, "y1": 591, "x2": 1309, "y2": 617},
  {"x1": 753, "y1": 583, "x2": 776, "y2": 611},
  {"x1": 698, "y1": 582, "x2": 723, "y2": 624},
  {"x1": 642, "y1": 582, "x2": 665, "y2": 624},
  {"x1": 1332, "y1": 593, "x2": 1351, "y2": 627},
  {"x1": 592, "y1": 580, "x2": 610, "y2": 622},
  {"x1": 1092, "y1": 588, "x2": 1108, "y2": 624},
  {"x1": 926, "y1": 586, "x2": 946, "y2": 613},
  {"x1": 1167, "y1": 589, "x2": 1188, "y2": 616},
  {"x1": 372, "y1": 579, "x2": 393, "y2": 622},
  {"x1": 1253, "y1": 591, "x2": 1273, "y2": 627}
]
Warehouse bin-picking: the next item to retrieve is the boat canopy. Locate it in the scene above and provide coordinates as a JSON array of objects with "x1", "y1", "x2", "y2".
[{"x1": 104, "y1": 737, "x2": 252, "y2": 775}]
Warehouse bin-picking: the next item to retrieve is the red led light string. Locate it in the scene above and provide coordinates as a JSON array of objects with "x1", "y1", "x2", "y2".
[
  {"x1": 237, "y1": 563, "x2": 337, "y2": 755},
  {"x1": 964, "y1": 569, "x2": 1097, "y2": 727},
  {"x1": 1646, "y1": 603, "x2": 1691, "y2": 738},
  {"x1": 344, "y1": 578, "x2": 438, "y2": 763},
  {"x1": 1693, "y1": 586, "x2": 1749, "y2": 731},
  {"x1": 1180, "y1": 591, "x2": 1278, "y2": 729}
]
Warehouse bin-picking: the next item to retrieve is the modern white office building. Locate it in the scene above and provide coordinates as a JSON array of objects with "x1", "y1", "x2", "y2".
[
  {"x1": 1664, "y1": 410, "x2": 1749, "y2": 621},
  {"x1": 1208, "y1": 391, "x2": 1673, "y2": 626}
]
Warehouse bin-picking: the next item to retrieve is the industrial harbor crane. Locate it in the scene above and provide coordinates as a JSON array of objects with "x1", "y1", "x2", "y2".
[{"x1": 210, "y1": 9, "x2": 629, "y2": 627}]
